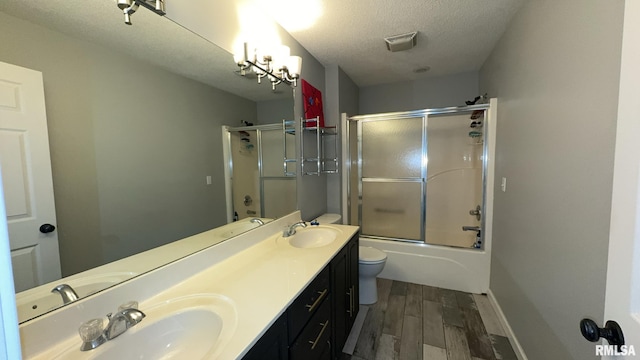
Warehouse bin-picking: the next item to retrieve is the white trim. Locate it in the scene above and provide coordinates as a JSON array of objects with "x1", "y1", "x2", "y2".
[
  {"x1": 603, "y1": 0, "x2": 640, "y2": 350},
  {"x1": 483, "y1": 98, "x2": 497, "y2": 259},
  {"x1": 222, "y1": 126, "x2": 233, "y2": 223},
  {"x1": 340, "y1": 113, "x2": 349, "y2": 224},
  {"x1": 487, "y1": 289, "x2": 528, "y2": 360},
  {"x1": 0, "y1": 168, "x2": 22, "y2": 359}
]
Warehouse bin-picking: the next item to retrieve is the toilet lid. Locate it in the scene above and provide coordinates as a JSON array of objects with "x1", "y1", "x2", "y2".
[{"x1": 359, "y1": 246, "x2": 387, "y2": 263}]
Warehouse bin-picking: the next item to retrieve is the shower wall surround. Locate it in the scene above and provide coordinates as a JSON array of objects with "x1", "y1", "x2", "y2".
[{"x1": 426, "y1": 112, "x2": 484, "y2": 248}]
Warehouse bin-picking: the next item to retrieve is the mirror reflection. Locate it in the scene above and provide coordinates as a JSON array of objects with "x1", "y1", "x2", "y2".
[
  {"x1": 0, "y1": 0, "x2": 294, "y2": 323},
  {"x1": 225, "y1": 123, "x2": 297, "y2": 221}
]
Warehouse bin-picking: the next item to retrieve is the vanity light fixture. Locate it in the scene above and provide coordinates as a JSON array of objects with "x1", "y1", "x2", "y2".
[
  {"x1": 234, "y1": 42, "x2": 303, "y2": 91},
  {"x1": 116, "y1": 0, "x2": 165, "y2": 25}
]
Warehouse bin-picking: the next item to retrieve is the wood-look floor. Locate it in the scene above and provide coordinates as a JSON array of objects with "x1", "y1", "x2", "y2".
[{"x1": 344, "y1": 279, "x2": 518, "y2": 360}]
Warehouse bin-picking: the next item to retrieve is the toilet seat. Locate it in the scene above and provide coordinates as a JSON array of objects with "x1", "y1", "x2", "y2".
[{"x1": 359, "y1": 246, "x2": 387, "y2": 264}]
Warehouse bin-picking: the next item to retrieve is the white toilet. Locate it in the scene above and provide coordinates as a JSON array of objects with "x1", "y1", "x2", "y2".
[
  {"x1": 314, "y1": 213, "x2": 387, "y2": 304},
  {"x1": 358, "y1": 246, "x2": 387, "y2": 304},
  {"x1": 315, "y1": 213, "x2": 342, "y2": 225}
]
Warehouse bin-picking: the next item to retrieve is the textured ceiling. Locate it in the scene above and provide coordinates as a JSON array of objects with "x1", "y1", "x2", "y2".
[
  {"x1": 1, "y1": 0, "x2": 526, "y2": 100},
  {"x1": 0, "y1": 0, "x2": 287, "y2": 102},
  {"x1": 275, "y1": 0, "x2": 527, "y2": 87}
]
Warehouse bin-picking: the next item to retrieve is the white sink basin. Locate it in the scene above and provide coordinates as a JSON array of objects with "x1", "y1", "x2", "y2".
[
  {"x1": 51, "y1": 294, "x2": 237, "y2": 360},
  {"x1": 287, "y1": 227, "x2": 341, "y2": 248}
]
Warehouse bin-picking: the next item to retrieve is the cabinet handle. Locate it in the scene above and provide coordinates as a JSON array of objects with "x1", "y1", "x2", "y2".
[
  {"x1": 346, "y1": 287, "x2": 353, "y2": 316},
  {"x1": 350, "y1": 285, "x2": 355, "y2": 318},
  {"x1": 305, "y1": 289, "x2": 328, "y2": 313},
  {"x1": 308, "y1": 320, "x2": 330, "y2": 350}
]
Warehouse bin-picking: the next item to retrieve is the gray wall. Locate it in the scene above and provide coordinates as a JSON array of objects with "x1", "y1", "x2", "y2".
[
  {"x1": 281, "y1": 34, "x2": 328, "y2": 221},
  {"x1": 479, "y1": 1, "x2": 623, "y2": 359},
  {"x1": 325, "y1": 65, "x2": 359, "y2": 216},
  {"x1": 0, "y1": 12, "x2": 258, "y2": 276},
  {"x1": 256, "y1": 98, "x2": 294, "y2": 125},
  {"x1": 359, "y1": 71, "x2": 479, "y2": 114}
]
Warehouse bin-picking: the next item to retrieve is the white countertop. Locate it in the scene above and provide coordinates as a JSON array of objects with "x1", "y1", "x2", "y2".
[
  {"x1": 16, "y1": 217, "x2": 270, "y2": 323},
  {"x1": 23, "y1": 213, "x2": 358, "y2": 360},
  {"x1": 146, "y1": 223, "x2": 358, "y2": 359}
]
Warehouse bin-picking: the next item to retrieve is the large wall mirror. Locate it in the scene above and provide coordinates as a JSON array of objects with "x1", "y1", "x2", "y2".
[{"x1": 0, "y1": 0, "x2": 294, "y2": 323}]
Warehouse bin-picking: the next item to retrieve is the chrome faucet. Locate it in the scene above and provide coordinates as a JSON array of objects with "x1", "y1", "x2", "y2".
[
  {"x1": 283, "y1": 221, "x2": 307, "y2": 237},
  {"x1": 104, "y1": 308, "x2": 146, "y2": 340},
  {"x1": 250, "y1": 218, "x2": 265, "y2": 225},
  {"x1": 51, "y1": 284, "x2": 79, "y2": 304},
  {"x1": 79, "y1": 306, "x2": 146, "y2": 351}
]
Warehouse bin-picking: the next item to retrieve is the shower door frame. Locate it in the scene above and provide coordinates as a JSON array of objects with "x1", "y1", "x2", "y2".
[
  {"x1": 347, "y1": 103, "x2": 491, "y2": 249},
  {"x1": 223, "y1": 123, "x2": 295, "y2": 222}
]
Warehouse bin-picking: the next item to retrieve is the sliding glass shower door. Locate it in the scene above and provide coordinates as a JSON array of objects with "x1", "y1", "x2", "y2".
[
  {"x1": 359, "y1": 115, "x2": 425, "y2": 241},
  {"x1": 425, "y1": 112, "x2": 484, "y2": 248},
  {"x1": 350, "y1": 107, "x2": 487, "y2": 249}
]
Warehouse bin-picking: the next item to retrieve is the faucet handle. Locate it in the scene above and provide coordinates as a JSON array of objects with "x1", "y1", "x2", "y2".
[
  {"x1": 118, "y1": 301, "x2": 139, "y2": 312},
  {"x1": 79, "y1": 318, "x2": 107, "y2": 351}
]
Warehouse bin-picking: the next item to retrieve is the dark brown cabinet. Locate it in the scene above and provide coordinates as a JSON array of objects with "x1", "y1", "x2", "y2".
[
  {"x1": 289, "y1": 296, "x2": 332, "y2": 360},
  {"x1": 243, "y1": 232, "x2": 359, "y2": 360},
  {"x1": 288, "y1": 266, "x2": 332, "y2": 360},
  {"x1": 331, "y1": 233, "x2": 359, "y2": 359},
  {"x1": 242, "y1": 314, "x2": 288, "y2": 360}
]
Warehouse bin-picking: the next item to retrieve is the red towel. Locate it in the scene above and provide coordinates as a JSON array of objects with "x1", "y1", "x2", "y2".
[{"x1": 301, "y1": 79, "x2": 325, "y2": 127}]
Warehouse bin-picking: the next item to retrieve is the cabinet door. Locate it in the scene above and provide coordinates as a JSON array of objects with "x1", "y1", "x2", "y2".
[
  {"x1": 347, "y1": 233, "x2": 360, "y2": 326},
  {"x1": 288, "y1": 266, "x2": 331, "y2": 342},
  {"x1": 289, "y1": 297, "x2": 332, "y2": 360},
  {"x1": 331, "y1": 245, "x2": 349, "y2": 358},
  {"x1": 242, "y1": 314, "x2": 288, "y2": 360}
]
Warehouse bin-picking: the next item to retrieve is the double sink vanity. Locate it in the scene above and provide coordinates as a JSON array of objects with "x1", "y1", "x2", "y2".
[{"x1": 20, "y1": 211, "x2": 359, "y2": 359}]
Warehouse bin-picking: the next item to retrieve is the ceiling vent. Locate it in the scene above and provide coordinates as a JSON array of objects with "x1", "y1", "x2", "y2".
[{"x1": 384, "y1": 31, "x2": 418, "y2": 52}]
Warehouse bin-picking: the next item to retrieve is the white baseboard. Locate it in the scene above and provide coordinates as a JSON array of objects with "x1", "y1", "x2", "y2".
[
  {"x1": 487, "y1": 289, "x2": 528, "y2": 360},
  {"x1": 343, "y1": 305, "x2": 369, "y2": 355}
]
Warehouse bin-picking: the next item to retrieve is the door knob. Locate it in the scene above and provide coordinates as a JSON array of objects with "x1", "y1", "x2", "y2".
[
  {"x1": 39, "y1": 224, "x2": 56, "y2": 234},
  {"x1": 580, "y1": 318, "x2": 625, "y2": 346}
]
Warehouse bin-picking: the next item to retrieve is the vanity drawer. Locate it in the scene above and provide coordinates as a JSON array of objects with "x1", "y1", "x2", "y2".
[
  {"x1": 287, "y1": 265, "x2": 330, "y2": 341},
  {"x1": 289, "y1": 296, "x2": 332, "y2": 360}
]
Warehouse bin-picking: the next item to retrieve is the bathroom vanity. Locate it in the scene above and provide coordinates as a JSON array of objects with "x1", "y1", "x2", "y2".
[
  {"x1": 20, "y1": 212, "x2": 360, "y2": 359},
  {"x1": 243, "y1": 233, "x2": 359, "y2": 360}
]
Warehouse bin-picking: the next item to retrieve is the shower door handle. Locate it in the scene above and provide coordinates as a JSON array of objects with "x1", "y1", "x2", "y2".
[{"x1": 462, "y1": 226, "x2": 481, "y2": 232}]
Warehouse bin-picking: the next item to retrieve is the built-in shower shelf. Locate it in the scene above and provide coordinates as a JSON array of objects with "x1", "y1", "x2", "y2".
[{"x1": 300, "y1": 117, "x2": 339, "y2": 176}]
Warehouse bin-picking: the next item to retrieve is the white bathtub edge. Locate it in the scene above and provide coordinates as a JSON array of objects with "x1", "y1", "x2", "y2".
[
  {"x1": 361, "y1": 238, "x2": 490, "y2": 294},
  {"x1": 487, "y1": 289, "x2": 528, "y2": 360}
]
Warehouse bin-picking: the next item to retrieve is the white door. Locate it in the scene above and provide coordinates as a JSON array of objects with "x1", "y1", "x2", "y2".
[
  {"x1": 601, "y1": 1, "x2": 640, "y2": 357},
  {"x1": 0, "y1": 61, "x2": 61, "y2": 292}
]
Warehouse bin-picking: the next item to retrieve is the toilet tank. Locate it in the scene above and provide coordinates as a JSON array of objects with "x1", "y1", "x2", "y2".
[{"x1": 315, "y1": 213, "x2": 341, "y2": 224}]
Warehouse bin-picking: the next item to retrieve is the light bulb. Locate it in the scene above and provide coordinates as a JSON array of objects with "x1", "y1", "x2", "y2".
[
  {"x1": 288, "y1": 56, "x2": 302, "y2": 77},
  {"x1": 272, "y1": 45, "x2": 291, "y2": 72},
  {"x1": 233, "y1": 51, "x2": 245, "y2": 66}
]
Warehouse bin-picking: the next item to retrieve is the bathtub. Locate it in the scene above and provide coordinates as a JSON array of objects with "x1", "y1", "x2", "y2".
[{"x1": 360, "y1": 237, "x2": 490, "y2": 294}]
